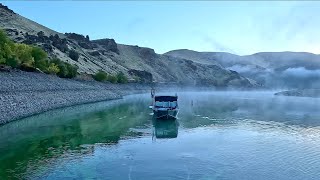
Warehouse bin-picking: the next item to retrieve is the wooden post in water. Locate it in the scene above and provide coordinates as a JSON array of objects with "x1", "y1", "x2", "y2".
[{"x1": 151, "y1": 87, "x2": 155, "y2": 107}]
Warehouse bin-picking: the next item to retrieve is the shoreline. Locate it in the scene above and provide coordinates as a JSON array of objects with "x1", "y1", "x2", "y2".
[
  {"x1": 0, "y1": 70, "x2": 151, "y2": 125},
  {"x1": 0, "y1": 70, "x2": 259, "y2": 125}
]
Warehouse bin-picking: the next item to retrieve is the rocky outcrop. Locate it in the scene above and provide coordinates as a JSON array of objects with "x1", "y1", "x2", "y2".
[
  {"x1": 128, "y1": 69, "x2": 153, "y2": 83},
  {"x1": 65, "y1": 32, "x2": 89, "y2": 42},
  {"x1": 41, "y1": 43, "x2": 53, "y2": 52},
  {"x1": 92, "y1": 38, "x2": 119, "y2": 54},
  {"x1": 88, "y1": 50, "x2": 101, "y2": 56},
  {"x1": 0, "y1": 3, "x2": 15, "y2": 14},
  {"x1": 65, "y1": 33, "x2": 93, "y2": 49},
  {"x1": 49, "y1": 34, "x2": 69, "y2": 52},
  {"x1": 13, "y1": 30, "x2": 69, "y2": 53},
  {"x1": 4, "y1": 28, "x2": 19, "y2": 35},
  {"x1": 139, "y1": 47, "x2": 156, "y2": 59}
]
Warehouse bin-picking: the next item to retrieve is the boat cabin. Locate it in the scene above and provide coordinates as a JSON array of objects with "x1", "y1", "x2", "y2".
[{"x1": 154, "y1": 96, "x2": 178, "y2": 109}]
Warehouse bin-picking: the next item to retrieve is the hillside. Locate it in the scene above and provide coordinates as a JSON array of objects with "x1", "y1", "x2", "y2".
[
  {"x1": 0, "y1": 3, "x2": 252, "y2": 88},
  {"x1": 166, "y1": 50, "x2": 320, "y2": 88}
]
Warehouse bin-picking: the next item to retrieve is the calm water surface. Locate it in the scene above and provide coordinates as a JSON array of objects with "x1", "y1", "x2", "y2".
[{"x1": 1, "y1": 91, "x2": 320, "y2": 180}]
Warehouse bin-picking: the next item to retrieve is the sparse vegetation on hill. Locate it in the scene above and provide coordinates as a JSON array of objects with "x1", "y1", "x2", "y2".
[
  {"x1": 116, "y1": 72, "x2": 128, "y2": 83},
  {"x1": 107, "y1": 74, "x2": 118, "y2": 83},
  {"x1": 93, "y1": 70, "x2": 108, "y2": 82},
  {"x1": 50, "y1": 58, "x2": 78, "y2": 78},
  {"x1": 93, "y1": 70, "x2": 128, "y2": 83},
  {"x1": 0, "y1": 29, "x2": 78, "y2": 78}
]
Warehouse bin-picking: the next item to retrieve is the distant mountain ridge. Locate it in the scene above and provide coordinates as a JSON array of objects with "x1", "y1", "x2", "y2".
[
  {"x1": 0, "y1": 3, "x2": 253, "y2": 88},
  {"x1": 165, "y1": 50, "x2": 320, "y2": 88},
  {"x1": 165, "y1": 50, "x2": 320, "y2": 70}
]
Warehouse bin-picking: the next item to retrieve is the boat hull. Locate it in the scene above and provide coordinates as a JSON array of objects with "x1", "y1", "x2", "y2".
[{"x1": 153, "y1": 109, "x2": 178, "y2": 119}]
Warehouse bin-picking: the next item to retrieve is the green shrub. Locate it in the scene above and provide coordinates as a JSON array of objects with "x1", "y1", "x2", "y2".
[
  {"x1": 1, "y1": 43, "x2": 12, "y2": 59},
  {"x1": 0, "y1": 43, "x2": 14, "y2": 64},
  {"x1": 47, "y1": 63, "x2": 60, "y2": 74},
  {"x1": 65, "y1": 63, "x2": 78, "y2": 78},
  {"x1": 0, "y1": 29, "x2": 10, "y2": 46},
  {"x1": 0, "y1": 29, "x2": 78, "y2": 79},
  {"x1": 116, "y1": 72, "x2": 128, "y2": 83},
  {"x1": 0, "y1": 30, "x2": 14, "y2": 65},
  {"x1": 92, "y1": 71, "x2": 127, "y2": 84},
  {"x1": 93, "y1": 70, "x2": 108, "y2": 82},
  {"x1": 57, "y1": 63, "x2": 68, "y2": 78},
  {"x1": 51, "y1": 58, "x2": 78, "y2": 78},
  {"x1": 31, "y1": 46, "x2": 48, "y2": 71},
  {"x1": 0, "y1": 57, "x2": 5, "y2": 64},
  {"x1": 13, "y1": 43, "x2": 34, "y2": 68},
  {"x1": 107, "y1": 75, "x2": 117, "y2": 83},
  {"x1": 5, "y1": 57, "x2": 19, "y2": 68}
]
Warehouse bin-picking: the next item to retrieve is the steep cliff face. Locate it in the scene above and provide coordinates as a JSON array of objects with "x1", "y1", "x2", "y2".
[
  {"x1": 0, "y1": 3, "x2": 253, "y2": 87},
  {"x1": 117, "y1": 45, "x2": 252, "y2": 86}
]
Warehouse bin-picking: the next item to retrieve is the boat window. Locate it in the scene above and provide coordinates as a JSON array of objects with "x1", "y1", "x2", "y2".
[
  {"x1": 170, "y1": 101, "x2": 177, "y2": 108},
  {"x1": 155, "y1": 101, "x2": 176, "y2": 108},
  {"x1": 163, "y1": 102, "x2": 170, "y2": 108},
  {"x1": 155, "y1": 101, "x2": 163, "y2": 107}
]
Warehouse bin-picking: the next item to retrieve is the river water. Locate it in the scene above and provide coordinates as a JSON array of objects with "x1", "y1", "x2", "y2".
[{"x1": 1, "y1": 91, "x2": 320, "y2": 179}]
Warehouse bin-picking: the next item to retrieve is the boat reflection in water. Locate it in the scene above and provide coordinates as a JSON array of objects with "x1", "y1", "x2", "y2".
[{"x1": 152, "y1": 117, "x2": 179, "y2": 139}]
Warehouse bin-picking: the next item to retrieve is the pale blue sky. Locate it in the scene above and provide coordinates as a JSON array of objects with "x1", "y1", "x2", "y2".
[{"x1": 3, "y1": 1, "x2": 320, "y2": 55}]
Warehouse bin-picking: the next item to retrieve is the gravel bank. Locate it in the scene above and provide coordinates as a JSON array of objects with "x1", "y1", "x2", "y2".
[{"x1": 0, "y1": 70, "x2": 150, "y2": 124}]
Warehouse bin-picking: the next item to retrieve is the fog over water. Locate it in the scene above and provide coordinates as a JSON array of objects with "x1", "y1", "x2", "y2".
[
  {"x1": 227, "y1": 66, "x2": 320, "y2": 89},
  {"x1": 0, "y1": 91, "x2": 320, "y2": 179}
]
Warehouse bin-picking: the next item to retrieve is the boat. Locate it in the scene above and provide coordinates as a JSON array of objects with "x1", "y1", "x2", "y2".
[{"x1": 152, "y1": 95, "x2": 179, "y2": 119}]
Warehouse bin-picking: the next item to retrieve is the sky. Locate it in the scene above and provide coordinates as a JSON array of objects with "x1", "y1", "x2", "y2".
[{"x1": 3, "y1": 1, "x2": 320, "y2": 55}]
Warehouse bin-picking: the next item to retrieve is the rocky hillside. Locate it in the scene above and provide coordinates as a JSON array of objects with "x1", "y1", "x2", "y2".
[
  {"x1": 166, "y1": 50, "x2": 320, "y2": 88},
  {"x1": 0, "y1": 3, "x2": 253, "y2": 88}
]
